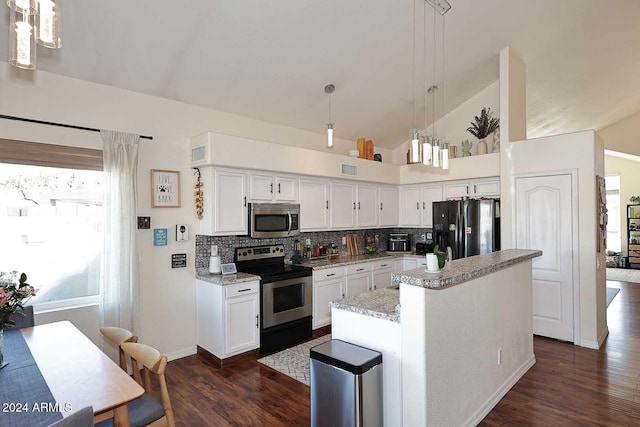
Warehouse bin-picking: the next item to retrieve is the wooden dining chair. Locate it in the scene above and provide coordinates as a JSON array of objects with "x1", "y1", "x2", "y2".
[
  {"x1": 99, "y1": 326, "x2": 138, "y2": 371},
  {"x1": 47, "y1": 406, "x2": 94, "y2": 427}
]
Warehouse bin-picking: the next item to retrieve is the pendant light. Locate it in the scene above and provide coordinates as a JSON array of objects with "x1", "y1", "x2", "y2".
[
  {"x1": 409, "y1": 0, "x2": 421, "y2": 164},
  {"x1": 324, "y1": 84, "x2": 335, "y2": 149},
  {"x1": 7, "y1": 0, "x2": 62, "y2": 70}
]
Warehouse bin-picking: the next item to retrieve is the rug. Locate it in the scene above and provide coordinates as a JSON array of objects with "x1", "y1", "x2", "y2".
[
  {"x1": 257, "y1": 335, "x2": 332, "y2": 386},
  {"x1": 606, "y1": 287, "x2": 620, "y2": 308},
  {"x1": 606, "y1": 267, "x2": 640, "y2": 283}
]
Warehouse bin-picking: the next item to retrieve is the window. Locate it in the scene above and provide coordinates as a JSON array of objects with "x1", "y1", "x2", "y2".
[
  {"x1": 0, "y1": 139, "x2": 103, "y2": 308},
  {"x1": 605, "y1": 175, "x2": 621, "y2": 253}
]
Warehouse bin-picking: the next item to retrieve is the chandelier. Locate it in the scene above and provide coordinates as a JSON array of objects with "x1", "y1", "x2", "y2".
[
  {"x1": 7, "y1": 0, "x2": 62, "y2": 70},
  {"x1": 410, "y1": 0, "x2": 451, "y2": 170}
]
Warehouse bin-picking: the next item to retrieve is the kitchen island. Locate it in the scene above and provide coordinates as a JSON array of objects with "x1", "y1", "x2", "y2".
[{"x1": 330, "y1": 249, "x2": 541, "y2": 427}]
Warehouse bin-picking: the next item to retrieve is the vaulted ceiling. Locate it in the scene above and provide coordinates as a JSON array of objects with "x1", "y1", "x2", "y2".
[{"x1": 1, "y1": 0, "x2": 639, "y2": 149}]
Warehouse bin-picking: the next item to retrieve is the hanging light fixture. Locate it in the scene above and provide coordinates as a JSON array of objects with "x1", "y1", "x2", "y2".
[
  {"x1": 324, "y1": 84, "x2": 335, "y2": 149},
  {"x1": 418, "y1": 0, "x2": 450, "y2": 169},
  {"x1": 7, "y1": 0, "x2": 62, "y2": 70},
  {"x1": 409, "y1": 0, "x2": 421, "y2": 164}
]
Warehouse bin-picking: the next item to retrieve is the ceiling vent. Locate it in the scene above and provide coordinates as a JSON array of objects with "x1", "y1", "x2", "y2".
[
  {"x1": 191, "y1": 145, "x2": 207, "y2": 164},
  {"x1": 340, "y1": 164, "x2": 358, "y2": 177}
]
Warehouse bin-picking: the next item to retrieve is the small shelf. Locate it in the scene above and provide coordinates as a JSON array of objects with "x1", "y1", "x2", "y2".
[{"x1": 626, "y1": 204, "x2": 640, "y2": 269}]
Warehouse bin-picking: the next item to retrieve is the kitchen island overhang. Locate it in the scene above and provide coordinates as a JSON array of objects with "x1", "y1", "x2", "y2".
[{"x1": 330, "y1": 249, "x2": 541, "y2": 427}]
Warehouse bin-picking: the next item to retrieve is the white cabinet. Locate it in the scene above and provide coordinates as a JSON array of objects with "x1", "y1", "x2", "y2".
[
  {"x1": 214, "y1": 169, "x2": 248, "y2": 235},
  {"x1": 248, "y1": 173, "x2": 298, "y2": 202},
  {"x1": 399, "y1": 184, "x2": 443, "y2": 228},
  {"x1": 379, "y1": 186, "x2": 398, "y2": 227},
  {"x1": 312, "y1": 267, "x2": 345, "y2": 330},
  {"x1": 330, "y1": 181, "x2": 356, "y2": 229},
  {"x1": 345, "y1": 263, "x2": 372, "y2": 296},
  {"x1": 371, "y1": 259, "x2": 394, "y2": 290},
  {"x1": 197, "y1": 280, "x2": 260, "y2": 360},
  {"x1": 300, "y1": 178, "x2": 329, "y2": 230},
  {"x1": 356, "y1": 184, "x2": 378, "y2": 228},
  {"x1": 401, "y1": 257, "x2": 428, "y2": 272},
  {"x1": 444, "y1": 177, "x2": 500, "y2": 200}
]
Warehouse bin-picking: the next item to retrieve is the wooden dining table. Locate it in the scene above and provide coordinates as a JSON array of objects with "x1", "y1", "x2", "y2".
[{"x1": 3, "y1": 321, "x2": 144, "y2": 426}]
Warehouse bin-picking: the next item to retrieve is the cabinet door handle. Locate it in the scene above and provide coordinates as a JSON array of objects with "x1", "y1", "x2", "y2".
[
  {"x1": 466, "y1": 185, "x2": 469, "y2": 195},
  {"x1": 474, "y1": 184, "x2": 477, "y2": 194},
  {"x1": 270, "y1": 183, "x2": 273, "y2": 194},
  {"x1": 237, "y1": 288, "x2": 252, "y2": 293},
  {"x1": 326, "y1": 200, "x2": 329, "y2": 209},
  {"x1": 256, "y1": 315, "x2": 259, "y2": 328},
  {"x1": 380, "y1": 264, "x2": 388, "y2": 267},
  {"x1": 353, "y1": 202, "x2": 356, "y2": 210},
  {"x1": 423, "y1": 201, "x2": 426, "y2": 209},
  {"x1": 278, "y1": 183, "x2": 281, "y2": 193},
  {"x1": 380, "y1": 202, "x2": 383, "y2": 210},
  {"x1": 373, "y1": 285, "x2": 377, "y2": 290},
  {"x1": 327, "y1": 273, "x2": 336, "y2": 277},
  {"x1": 358, "y1": 201, "x2": 361, "y2": 210},
  {"x1": 417, "y1": 202, "x2": 419, "y2": 210},
  {"x1": 356, "y1": 268, "x2": 365, "y2": 272},
  {"x1": 243, "y1": 196, "x2": 247, "y2": 207},
  {"x1": 342, "y1": 293, "x2": 345, "y2": 298}
]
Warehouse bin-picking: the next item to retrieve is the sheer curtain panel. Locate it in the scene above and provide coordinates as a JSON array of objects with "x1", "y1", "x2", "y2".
[{"x1": 100, "y1": 131, "x2": 140, "y2": 350}]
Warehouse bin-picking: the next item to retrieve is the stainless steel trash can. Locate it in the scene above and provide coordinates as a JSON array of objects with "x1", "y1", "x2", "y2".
[{"x1": 310, "y1": 339, "x2": 383, "y2": 427}]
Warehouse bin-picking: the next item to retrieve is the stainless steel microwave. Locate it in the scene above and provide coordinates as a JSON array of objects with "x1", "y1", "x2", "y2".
[{"x1": 249, "y1": 203, "x2": 300, "y2": 238}]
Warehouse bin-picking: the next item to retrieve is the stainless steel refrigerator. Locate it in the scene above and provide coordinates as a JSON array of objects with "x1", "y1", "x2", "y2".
[{"x1": 432, "y1": 199, "x2": 500, "y2": 260}]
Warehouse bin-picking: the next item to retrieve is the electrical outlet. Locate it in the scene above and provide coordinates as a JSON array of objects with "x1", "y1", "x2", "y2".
[
  {"x1": 421, "y1": 233, "x2": 426, "y2": 241},
  {"x1": 342, "y1": 236, "x2": 347, "y2": 245},
  {"x1": 497, "y1": 348, "x2": 502, "y2": 365},
  {"x1": 374, "y1": 234, "x2": 379, "y2": 243}
]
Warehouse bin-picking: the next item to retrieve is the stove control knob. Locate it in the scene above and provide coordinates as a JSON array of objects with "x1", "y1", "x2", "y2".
[
  {"x1": 243, "y1": 251, "x2": 247, "y2": 256},
  {"x1": 248, "y1": 249, "x2": 252, "y2": 253}
]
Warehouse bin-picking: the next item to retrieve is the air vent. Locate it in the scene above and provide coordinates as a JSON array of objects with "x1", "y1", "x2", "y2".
[
  {"x1": 340, "y1": 164, "x2": 358, "y2": 176},
  {"x1": 191, "y1": 146, "x2": 207, "y2": 163}
]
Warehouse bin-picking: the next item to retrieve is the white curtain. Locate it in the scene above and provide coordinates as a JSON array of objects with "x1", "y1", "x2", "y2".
[{"x1": 100, "y1": 130, "x2": 140, "y2": 340}]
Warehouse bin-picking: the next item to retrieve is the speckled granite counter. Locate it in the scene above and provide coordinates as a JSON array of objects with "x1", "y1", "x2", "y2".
[
  {"x1": 393, "y1": 249, "x2": 542, "y2": 289},
  {"x1": 330, "y1": 286, "x2": 400, "y2": 323},
  {"x1": 196, "y1": 269, "x2": 260, "y2": 285},
  {"x1": 299, "y1": 252, "x2": 412, "y2": 270}
]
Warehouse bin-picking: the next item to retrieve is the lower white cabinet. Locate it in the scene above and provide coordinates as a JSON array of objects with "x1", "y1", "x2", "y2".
[
  {"x1": 197, "y1": 279, "x2": 260, "y2": 359},
  {"x1": 371, "y1": 259, "x2": 394, "y2": 290},
  {"x1": 345, "y1": 263, "x2": 372, "y2": 297},
  {"x1": 313, "y1": 267, "x2": 345, "y2": 330},
  {"x1": 401, "y1": 257, "x2": 428, "y2": 272}
]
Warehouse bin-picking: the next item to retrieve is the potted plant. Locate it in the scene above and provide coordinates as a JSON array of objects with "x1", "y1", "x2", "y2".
[
  {"x1": 0, "y1": 271, "x2": 35, "y2": 367},
  {"x1": 466, "y1": 107, "x2": 499, "y2": 155}
]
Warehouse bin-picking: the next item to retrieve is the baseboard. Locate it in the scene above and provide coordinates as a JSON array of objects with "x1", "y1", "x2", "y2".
[
  {"x1": 578, "y1": 326, "x2": 609, "y2": 350},
  {"x1": 464, "y1": 354, "x2": 537, "y2": 427},
  {"x1": 166, "y1": 346, "x2": 197, "y2": 362},
  {"x1": 598, "y1": 326, "x2": 610, "y2": 348}
]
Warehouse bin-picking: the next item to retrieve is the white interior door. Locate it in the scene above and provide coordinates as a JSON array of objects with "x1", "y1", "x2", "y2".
[{"x1": 515, "y1": 173, "x2": 574, "y2": 342}]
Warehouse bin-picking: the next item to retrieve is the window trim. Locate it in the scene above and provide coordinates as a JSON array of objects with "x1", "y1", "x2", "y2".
[{"x1": 33, "y1": 295, "x2": 100, "y2": 314}]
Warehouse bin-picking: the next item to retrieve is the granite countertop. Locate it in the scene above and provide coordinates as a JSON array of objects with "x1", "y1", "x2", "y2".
[
  {"x1": 392, "y1": 249, "x2": 542, "y2": 289},
  {"x1": 196, "y1": 269, "x2": 260, "y2": 285},
  {"x1": 330, "y1": 286, "x2": 401, "y2": 323},
  {"x1": 299, "y1": 251, "x2": 422, "y2": 270}
]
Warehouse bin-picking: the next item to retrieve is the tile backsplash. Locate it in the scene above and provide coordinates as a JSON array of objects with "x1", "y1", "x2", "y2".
[{"x1": 195, "y1": 228, "x2": 432, "y2": 268}]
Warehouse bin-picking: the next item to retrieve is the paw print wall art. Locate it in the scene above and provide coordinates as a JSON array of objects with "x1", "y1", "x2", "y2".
[{"x1": 151, "y1": 169, "x2": 181, "y2": 208}]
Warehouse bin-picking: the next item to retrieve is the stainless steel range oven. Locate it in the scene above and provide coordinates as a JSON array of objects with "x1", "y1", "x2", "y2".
[{"x1": 235, "y1": 244, "x2": 312, "y2": 354}]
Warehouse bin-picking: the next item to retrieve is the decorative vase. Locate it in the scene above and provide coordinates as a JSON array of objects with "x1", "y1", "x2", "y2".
[
  {"x1": 357, "y1": 138, "x2": 365, "y2": 158},
  {"x1": 449, "y1": 146, "x2": 457, "y2": 159},
  {"x1": 477, "y1": 138, "x2": 488, "y2": 155},
  {"x1": 492, "y1": 129, "x2": 500, "y2": 153}
]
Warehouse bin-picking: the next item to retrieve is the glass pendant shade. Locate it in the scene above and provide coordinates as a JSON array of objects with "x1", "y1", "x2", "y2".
[
  {"x1": 441, "y1": 139, "x2": 449, "y2": 170},
  {"x1": 410, "y1": 130, "x2": 421, "y2": 163},
  {"x1": 9, "y1": 10, "x2": 36, "y2": 70},
  {"x1": 35, "y1": 0, "x2": 61, "y2": 48},
  {"x1": 432, "y1": 138, "x2": 440, "y2": 168},
  {"x1": 422, "y1": 136, "x2": 432, "y2": 166},
  {"x1": 7, "y1": 0, "x2": 35, "y2": 14},
  {"x1": 326, "y1": 124, "x2": 334, "y2": 148}
]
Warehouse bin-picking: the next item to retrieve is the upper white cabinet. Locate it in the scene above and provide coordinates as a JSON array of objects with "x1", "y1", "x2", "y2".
[
  {"x1": 356, "y1": 184, "x2": 379, "y2": 228},
  {"x1": 330, "y1": 181, "x2": 356, "y2": 229},
  {"x1": 300, "y1": 178, "x2": 329, "y2": 231},
  {"x1": 379, "y1": 186, "x2": 398, "y2": 227},
  {"x1": 399, "y1": 184, "x2": 443, "y2": 228},
  {"x1": 444, "y1": 178, "x2": 500, "y2": 200},
  {"x1": 248, "y1": 173, "x2": 298, "y2": 202},
  {"x1": 213, "y1": 169, "x2": 248, "y2": 235}
]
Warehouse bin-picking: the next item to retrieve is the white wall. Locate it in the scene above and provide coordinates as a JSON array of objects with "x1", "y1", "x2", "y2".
[
  {"x1": 599, "y1": 110, "x2": 640, "y2": 157},
  {"x1": 391, "y1": 80, "x2": 500, "y2": 165},
  {"x1": 0, "y1": 64, "x2": 395, "y2": 358},
  {"x1": 605, "y1": 154, "x2": 640, "y2": 256},
  {"x1": 503, "y1": 130, "x2": 606, "y2": 348}
]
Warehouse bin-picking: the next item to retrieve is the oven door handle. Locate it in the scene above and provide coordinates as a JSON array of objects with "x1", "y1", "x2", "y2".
[{"x1": 287, "y1": 211, "x2": 292, "y2": 235}]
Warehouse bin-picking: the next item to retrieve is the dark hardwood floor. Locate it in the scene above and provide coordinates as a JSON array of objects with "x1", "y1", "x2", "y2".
[{"x1": 165, "y1": 280, "x2": 640, "y2": 426}]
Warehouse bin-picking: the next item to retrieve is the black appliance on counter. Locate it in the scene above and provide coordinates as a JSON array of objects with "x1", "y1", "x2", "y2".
[
  {"x1": 235, "y1": 244, "x2": 312, "y2": 355},
  {"x1": 388, "y1": 233, "x2": 410, "y2": 252},
  {"x1": 432, "y1": 199, "x2": 500, "y2": 260}
]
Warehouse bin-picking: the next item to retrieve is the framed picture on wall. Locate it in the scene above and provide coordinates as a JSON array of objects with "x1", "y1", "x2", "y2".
[{"x1": 151, "y1": 169, "x2": 181, "y2": 208}]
